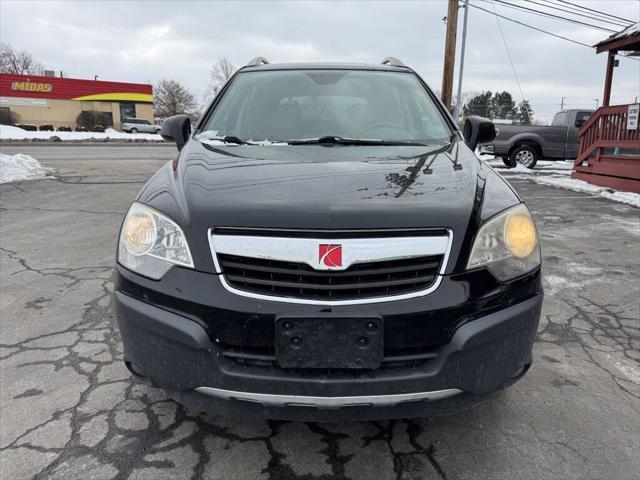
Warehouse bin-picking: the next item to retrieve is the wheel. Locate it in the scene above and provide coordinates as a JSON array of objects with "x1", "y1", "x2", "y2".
[
  {"x1": 502, "y1": 156, "x2": 516, "y2": 168},
  {"x1": 130, "y1": 127, "x2": 138, "y2": 134},
  {"x1": 154, "y1": 129, "x2": 161, "y2": 134},
  {"x1": 510, "y1": 145, "x2": 538, "y2": 169}
]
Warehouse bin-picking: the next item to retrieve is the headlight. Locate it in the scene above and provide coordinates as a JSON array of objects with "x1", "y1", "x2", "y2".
[
  {"x1": 118, "y1": 202, "x2": 193, "y2": 279},
  {"x1": 467, "y1": 203, "x2": 540, "y2": 281}
]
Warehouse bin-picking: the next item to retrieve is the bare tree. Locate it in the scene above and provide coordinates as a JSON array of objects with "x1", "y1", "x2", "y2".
[
  {"x1": 153, "y1": 79, "x2": 198, "y2": 120},
  {"x1": 210, "y1": 57, "x2": 235, "y2": 96},
  {"x1": 0, "y1": 43, "x2": 44, "y2": 75}
]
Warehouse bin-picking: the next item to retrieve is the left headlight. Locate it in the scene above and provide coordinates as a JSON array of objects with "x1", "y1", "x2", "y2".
[
  {"x1": 467, "y1": 203, "x2": 540, "y2": 282},
  {"x1": 118, "y1": 202, "x2": 194, "y2": 280}
]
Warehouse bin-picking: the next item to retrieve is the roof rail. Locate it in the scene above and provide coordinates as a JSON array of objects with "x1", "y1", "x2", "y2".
[
  {"x1": 381, "y1": 57, "x2": 406, "y2": 67},
  {"x1": 246, "y1": 56, "x2": 270, "y2": 67}
]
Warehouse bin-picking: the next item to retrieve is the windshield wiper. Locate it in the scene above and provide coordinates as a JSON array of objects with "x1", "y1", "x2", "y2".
[
  {"x1": 196, "y1": 133, "x2": 256, "y2": 145},
  {"x1": 288, "y1": 136, "x2": 429, "y2": 146},
  {"x1": 215, "y1": 135, "x2": 257, "y2": 145}
]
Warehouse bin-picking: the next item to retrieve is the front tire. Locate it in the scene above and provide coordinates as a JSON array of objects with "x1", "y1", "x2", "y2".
[
  {"x1": 510, "y1": 145, "x2": 538, "y2": 169},
  {"x1": 502, "y1": 156, "x2": 516, "y2": 168}
]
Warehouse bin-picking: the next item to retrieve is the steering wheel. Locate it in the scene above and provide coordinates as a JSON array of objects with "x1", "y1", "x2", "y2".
[{"x1": 362, "y1": 121, "x2": 410, "y2": 138}]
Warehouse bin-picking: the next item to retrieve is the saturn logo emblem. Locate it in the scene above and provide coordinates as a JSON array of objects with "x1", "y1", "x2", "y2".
[{"x1": 318, "y1": 244, "x2": 342, "y2": 268}]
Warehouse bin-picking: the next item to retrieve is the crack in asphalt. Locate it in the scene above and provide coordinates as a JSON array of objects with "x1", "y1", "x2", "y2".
[
  {"x1": 0, "y1": 247, "x2": 112, "y2": 288},
  {"x1": 53, "y1": 176, "x2": 148, "y2": 185},
  {"x1": 0, "y1": 206, "x2": 124, "y2": 216},
  {"x1": 537, "y1": 294, "x2": 640, "y2": 401},
  {"x1": 361, "y1": 420, "x2": 447, "y2": 480}
]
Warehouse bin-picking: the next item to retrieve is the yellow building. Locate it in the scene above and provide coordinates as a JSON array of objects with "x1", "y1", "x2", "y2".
[{"x1": 0, "y1": 73, "x2": 153, "y2": 129}]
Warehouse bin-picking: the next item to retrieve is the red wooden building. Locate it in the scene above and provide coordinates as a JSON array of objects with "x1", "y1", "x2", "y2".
[{"x1": 572, "y1": 23, "x2": 640, "y2": 193}]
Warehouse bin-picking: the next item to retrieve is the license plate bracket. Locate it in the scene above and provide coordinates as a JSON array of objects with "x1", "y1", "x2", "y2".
[{"x1": 275, "y1": 317, "x2": 383, "y2": 369}]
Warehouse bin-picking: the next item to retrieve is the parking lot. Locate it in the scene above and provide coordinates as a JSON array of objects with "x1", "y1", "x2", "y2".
[{"x1": 1, "y1": 143, "x2": 638, "y2": 480}]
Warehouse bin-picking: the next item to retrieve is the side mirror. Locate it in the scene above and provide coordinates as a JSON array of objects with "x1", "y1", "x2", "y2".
[
  {"x1": 160, "y1": 115, "x2": 191, "y2": 151},
  {"x1": 463, "y1": 116, "x2": 496, "y2": 151},
  {"x1": 575, "y1": 118, "x2": 586, "y2": 128}
]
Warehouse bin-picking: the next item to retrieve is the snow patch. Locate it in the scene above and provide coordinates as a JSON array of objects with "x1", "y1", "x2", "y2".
[
  {"x1": 613, "y1": 359, "x2": 640, "y2": 384},
  {"x1": 598, "y1": 216, "x2": 640, "y2": 236},
  {"x1": 530, "y1": 176, "x2": 640, "y2": 208},
  {"x1": 0, "y1": 125, "x2": 163, "y2": 142},
  {"x1": 511, "y1": 163, "x2": 532, "y2": 173},
  {"x1": 543, "y1": 273, "x2": 601, "y2": 295},
  {"x1": 544, "y1": 274, "x2": 583, "y2": 293},
  {"x1": 568, "y1": 264, "x2": 604, "y2": 277},
  {"x1": 0, "y1": 153, "x2": 54, "y2": 183},
  {"x1": 492, "y1": 158, "x2": 640, "y2": 208}
]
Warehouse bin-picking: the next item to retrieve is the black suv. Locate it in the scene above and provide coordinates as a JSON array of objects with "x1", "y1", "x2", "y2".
[{"x1": 115, "y1": 57, "x2": 542, "y2": 421}]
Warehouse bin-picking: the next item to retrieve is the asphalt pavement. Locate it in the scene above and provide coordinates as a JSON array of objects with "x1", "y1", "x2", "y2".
[{"x1": 0, "y1": 143, "x2": 638, "y2": 480}]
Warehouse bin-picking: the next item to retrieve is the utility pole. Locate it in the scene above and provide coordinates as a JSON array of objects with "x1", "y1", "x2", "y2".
[
  {"x1": 452, "y1": 0, "x2": 469, "y2": 121},
  {"x1": 441, "y1": 0, "x2": 459, "y2": 112},
  {"x1": 560, "y1": 97, "x2": 565, "y2": 110}
]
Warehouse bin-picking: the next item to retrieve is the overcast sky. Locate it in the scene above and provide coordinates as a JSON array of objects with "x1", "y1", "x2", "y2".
[{"x1": 1, "y1": 0, "x2": 638, "y2": 120}]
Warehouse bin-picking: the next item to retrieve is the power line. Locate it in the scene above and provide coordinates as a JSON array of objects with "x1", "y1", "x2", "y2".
[
  {"x1": 554, "y1": 0, "x2": 635, "y2": 24},
  {"x1": 489, "y1": 0, "x2": 531, "y2": 121},
  {"x1": 467, "y1": 2, "x2": 593, "y2": 47},
  {"x1": 523, "y1": 0, "x2": 631, "y2": 28},
  {"x1": 469, "y1": 1, "x2": 640, "y2": 61},
  {"x1": 537, "y1": 0, "x2": 633, "y2": 27},
  {"x1": 485, "y1": 0, "x2": 617, "y2": 32}
]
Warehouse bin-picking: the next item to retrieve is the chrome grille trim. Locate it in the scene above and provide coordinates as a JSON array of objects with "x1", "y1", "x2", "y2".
[
  {"x1": 194, "y1": 386, "x2": 463, "y2": 409},
  {"x1": 208, "y1": 228, "x2": 453, "y2": 305}
]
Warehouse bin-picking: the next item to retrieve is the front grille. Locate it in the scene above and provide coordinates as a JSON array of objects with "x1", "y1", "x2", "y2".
[
  {"x1": 221, "y1": 345, "x2": 438, "y2": 371},
  {"x1": 218, "y1": 254, "x2": 442, "y2": 301}
]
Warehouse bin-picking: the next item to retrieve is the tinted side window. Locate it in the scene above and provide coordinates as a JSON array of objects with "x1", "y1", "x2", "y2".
[
  {"x1": 552, "y1": 112, "x2": 567, "y2": 126},
  {"x1": 575, "y1": 111, "x2": 591, "y2": 127}
]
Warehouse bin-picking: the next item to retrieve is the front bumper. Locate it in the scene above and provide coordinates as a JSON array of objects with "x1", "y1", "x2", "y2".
[
  {"x1": 115, "y1": 270, "x2": 543, "y2": 421},
  {"x1": 484, "y1": 142, "x2": 511, "y2": 157},
  {"x1": 479, "y1": 144, "x2": 495, "y2": 154}
]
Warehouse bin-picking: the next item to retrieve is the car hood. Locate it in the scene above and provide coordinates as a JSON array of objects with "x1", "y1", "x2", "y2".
[{"x1": 137, "y1": 139, "x2": 506, "y2": 274}]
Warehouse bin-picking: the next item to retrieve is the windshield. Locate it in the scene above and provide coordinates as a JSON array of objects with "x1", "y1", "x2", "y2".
[{"x1": 200, "y1": 70, "x2": 451, "y2": 144}]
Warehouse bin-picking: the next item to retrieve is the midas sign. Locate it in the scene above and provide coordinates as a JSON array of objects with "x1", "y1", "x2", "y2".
[{"x1": 11, "y1": 81, "x2": 53, "y2": 93}]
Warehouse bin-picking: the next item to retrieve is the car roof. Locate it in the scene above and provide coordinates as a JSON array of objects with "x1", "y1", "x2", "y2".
[
  {"x1": 241, "y1": 62, "x2": 412, "y2": 73},
  {"x1": 557, "y1": 109, "x2": 595, "y2": 113}
]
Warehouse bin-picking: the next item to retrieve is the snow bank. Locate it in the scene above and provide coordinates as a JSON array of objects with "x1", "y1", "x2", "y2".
[
  {"x1": 525, "y1": 175, "x2": 640, "y2": 208},
  {"x1": 490, "y1": 159, "x2": 640, "y2": 208},
  {"x1": 0, "y1": 125, "x2": 163, "y2": 142},
  {"x1": 0, "y1": 153, "x2": 54, "y2": 183}
]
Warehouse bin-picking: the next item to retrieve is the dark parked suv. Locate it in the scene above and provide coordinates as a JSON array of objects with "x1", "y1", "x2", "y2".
[{"x1": 115, "y1": 57, "x2": 543, "y2": 421}]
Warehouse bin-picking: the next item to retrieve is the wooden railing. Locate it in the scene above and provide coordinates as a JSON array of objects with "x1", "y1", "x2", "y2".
[{"x1": 573, "y1": 104, "x2": 640, "y2": 193}]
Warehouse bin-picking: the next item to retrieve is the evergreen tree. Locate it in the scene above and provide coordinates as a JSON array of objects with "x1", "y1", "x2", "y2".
[
  {"x1": 492, "y1": 91, "x2": 517, "y2": 120},
  {"x1": 463, "y1": 91, "x2": 532, "y2": 123},
  {"x1": 463, "y1": 91, "x2": 493, "y2": 117},
  {"x1": 516, "y1": 100, "x2": 534, "y2": 125}
]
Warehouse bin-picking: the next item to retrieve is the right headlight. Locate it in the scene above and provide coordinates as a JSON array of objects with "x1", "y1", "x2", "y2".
[
  {"x1": 467, "y1": 203, "x2": 540, "y2": 282},
  {"x1": 118, "y1": 202, "x2": 194, "y2": 280}
]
